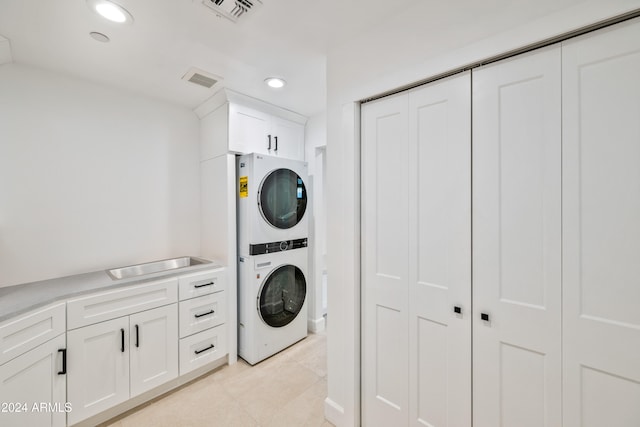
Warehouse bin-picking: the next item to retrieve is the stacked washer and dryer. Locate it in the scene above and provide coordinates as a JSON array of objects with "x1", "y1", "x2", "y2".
[{"x1": 236, "y1": 153, "x2": 309, "y2": 365}]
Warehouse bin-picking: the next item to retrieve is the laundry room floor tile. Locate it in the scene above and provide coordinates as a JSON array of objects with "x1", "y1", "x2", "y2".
[{"x1": 101, "y1": 332, "x2": 331, "y2": 427}]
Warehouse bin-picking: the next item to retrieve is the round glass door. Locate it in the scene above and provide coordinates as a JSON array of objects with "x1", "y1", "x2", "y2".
[
  {"x1": 259, "y1": 168, "x2": 307, "y2": 229},
  {"x1": 259, "y1": 265, "x2": 306, "y2": 328}
]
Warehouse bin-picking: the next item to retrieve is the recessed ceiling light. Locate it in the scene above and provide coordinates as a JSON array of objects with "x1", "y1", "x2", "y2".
[
  {"x1": 265, "y1": 77, "x2": 286, "y2": 89},
  {"x1": 89, "y1": 32, "x2": 110, "y2": 42},
  {"x1": 87, "y1": 0, "x2": 134, "y2": 24}
]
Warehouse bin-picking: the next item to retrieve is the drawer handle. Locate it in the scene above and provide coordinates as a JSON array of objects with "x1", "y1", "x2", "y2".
[
  {"x1": 121, "y1": 328, "x2": 125, "y2": 352},
  {"x1": 194, "y1": 309, "x2": 215, "y2": 319},
  {"x1": 194, "y1": 344, "x2": 215, "y2": 355},
  {"x1": 58, "y1": 349, "x2": 67, "y2": 375},
  {"x1": 194, "y1": 281, "x2": 214, "y2": 289}
]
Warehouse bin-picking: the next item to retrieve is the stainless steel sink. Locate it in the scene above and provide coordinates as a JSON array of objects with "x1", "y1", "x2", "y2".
[{"x1": 107, "y1": 256, "x2": 209, "y2": 280}]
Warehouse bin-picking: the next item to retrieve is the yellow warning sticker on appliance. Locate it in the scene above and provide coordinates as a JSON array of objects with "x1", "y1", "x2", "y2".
[{"x1": 239, "y1": 176, "x2": 248, "y2": 198}]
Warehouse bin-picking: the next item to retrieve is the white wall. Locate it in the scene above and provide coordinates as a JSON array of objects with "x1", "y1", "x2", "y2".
[
  {"x1": 324, "y1": 1, "x2": 640, "y2": 426},
  {"x1": 305, "y1": 112, "x2": 327, "y2": 332},
  {"x1": 0, "y1": 63, "x2": 201, "y2": 288}
]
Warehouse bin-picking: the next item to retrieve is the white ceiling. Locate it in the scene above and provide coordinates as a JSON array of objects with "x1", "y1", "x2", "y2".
[
  {"x1": 0, "y1": 0, "x2": 422, "y2": 117},
  {"x1": 0, "y1": 0, "x2": 630, "y2": 118}
]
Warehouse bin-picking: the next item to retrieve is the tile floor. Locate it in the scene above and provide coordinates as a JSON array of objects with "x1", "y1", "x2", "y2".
[{"x1": 103, "y1": 332, "x2": 332, "y2": 427}]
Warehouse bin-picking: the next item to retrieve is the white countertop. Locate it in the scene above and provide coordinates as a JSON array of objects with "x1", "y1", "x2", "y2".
[{"x1": 0, "y1": 258, "x2": 224, "y2": 323}]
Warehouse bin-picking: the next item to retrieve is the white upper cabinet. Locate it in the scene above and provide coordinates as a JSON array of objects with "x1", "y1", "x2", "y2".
[
  {"x1": 473, "y1": 45, "x2": 562, "y2": 427},
  {"x1": 562, "y1": 18, "x2": 640, "y2": 427},
  {"x1": 198, "y1": 89, "x2": 306, "y2": 161}
]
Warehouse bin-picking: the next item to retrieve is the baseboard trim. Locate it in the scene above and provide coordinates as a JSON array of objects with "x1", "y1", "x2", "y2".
[
  {"x1": 308, "y1": 316, "x2": 326, "y2": 333},
  {"x1": 324, "y1": 397, "x2": 345, "y2": 426}
]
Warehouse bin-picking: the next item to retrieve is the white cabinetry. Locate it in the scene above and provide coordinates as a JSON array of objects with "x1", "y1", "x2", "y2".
[
  {"x1": 66, "y1": 278, "x2": 179, "y2": 425},
  {"x1": 473, "y1": 45, "x2": 562, "y2": 427},
  {"x1": 361, "y1": 72, "x2": 471, "y2": 426},
  {"x1": 177, "y1": 268, "x2": 227, "y2": 375},
  {"x1": 0, "y1": 303, "x2": 66, "y2": 427},
  {"x1": 200, "y1": 90, "x2": 307, "y2": 162}
]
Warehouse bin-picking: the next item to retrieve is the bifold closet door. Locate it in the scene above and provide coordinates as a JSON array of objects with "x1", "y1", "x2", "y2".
[
  {"x1": 472, "y1": 45, "x2": 562, "y2": 427},
  {"x1": 361, "y1": 72, "x2": 471, "y2": 426},
  {"x1": 407, "y1": 72, "x2": 471, "y2": 427},
  {"x1": 562, "y1": 19, "x2": 640, "y2": 427},
  {"x1": 362, "y1": 93, "x2": 410, "y2": 426}
]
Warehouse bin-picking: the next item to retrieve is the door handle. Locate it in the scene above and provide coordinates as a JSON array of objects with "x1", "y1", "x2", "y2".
[
  {"x1": 57, "y1": 349, "x2": 67, "y2": 375},
  {"x1": 274, "y1": 136, "x2": 278, "y2": 151},
  {"x1": 453, "y1": 306, "x2": 462, "y2": 314},
  {"x1": 120, "y1": 328, "x2": 125, "y2": 352},
  {"x1": 135, "y1": 324, "x2": 140, "y2": 348},
  {"x1": 268, "y1": 134, "x2": 272, "y2": 150},
  {"x1": 481, "y1": 313, "x2": 490, "y2": 322}
]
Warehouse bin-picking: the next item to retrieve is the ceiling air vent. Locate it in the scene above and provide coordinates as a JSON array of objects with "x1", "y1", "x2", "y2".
[
  {"x1": 182, "y1": 67, "x2": 222, "y2": 89},
  {"x1": 202, "y1": 0, "x2": 263, "y2": 23}
]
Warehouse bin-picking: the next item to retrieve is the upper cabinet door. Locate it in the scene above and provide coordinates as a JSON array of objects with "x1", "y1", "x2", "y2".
[
  {"x1": 472, "y1": 45, "x2": 562, "y2": 427},
  {"x1": 228, "y1": 104, "x2": 272, "y2": 155},
  {"x1": 361, "y1": 92, "x2": 410, "y2": 427},
  {"x1": 270, "y1": 116, "x2": 305, "y2": 160},
  {"x1": 562, "y1": 18, "x2": 640, "y2": 427},
  {"x1": 407, "y1": 71, "x2": 471, "y2": 427}
]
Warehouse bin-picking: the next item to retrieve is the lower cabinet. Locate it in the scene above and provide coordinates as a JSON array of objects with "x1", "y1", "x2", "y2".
[
  {"x1": 0, "y1": 333, "x2": 67, "y2": 427},
  {"x1": 66, "y1": 304, "x2": 178, "y2": 425}
]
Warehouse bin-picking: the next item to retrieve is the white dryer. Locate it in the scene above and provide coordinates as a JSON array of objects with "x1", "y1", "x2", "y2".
[
  {"x1": 237, "y1": 153, "x2": 309, "y2": 256},
  {"x1": 238, "y1": 247, "x2": 308, "y2": 365}
]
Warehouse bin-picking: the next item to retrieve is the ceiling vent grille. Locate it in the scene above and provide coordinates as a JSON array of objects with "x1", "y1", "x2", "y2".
[
  {"x1": 182, "y1": 67, "x2": 222, "y2": 89},
  {"x1": 202, "y1": 0, "x2": 263, "y2": 23}
]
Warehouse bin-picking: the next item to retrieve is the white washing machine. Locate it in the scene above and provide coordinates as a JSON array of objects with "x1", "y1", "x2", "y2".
[
  {"x1": 237, "y1": 153, "x2": 309, "y2": 256},
  {"x1": 238, "y1": 247, "x2": 308, "y2": 365}
]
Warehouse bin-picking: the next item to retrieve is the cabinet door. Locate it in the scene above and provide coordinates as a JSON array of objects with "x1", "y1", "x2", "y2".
[
  {"x1": 562, "y1": 19, "x2": 640, "y2": 427},
  {"x1": 270, "y1": 116, "x2": 305, "y2": 160},
  {"x1": 228, "y1": 104, "x2": 271, "y2": 155},
  {"x1": 361, "y1": 92, "x2": 410, "y2": 426},
  {"x1": 0, "y1": 334, "x2": 66, "y2": 427},
  {"x1": 472, "y1": 45, "x2": 562, "y2": 427},
  {"x1": 407, "y1": 72, "x2": 471, "y2": 427},
  {"x1": 129, "y1": 305, "x2": 178, "y2": 397},
  {"x1": 67, "y1": 317, "x2": 129, "y2": 425}
]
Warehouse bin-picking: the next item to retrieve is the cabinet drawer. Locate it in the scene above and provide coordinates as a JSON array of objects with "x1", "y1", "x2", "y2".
[
  {"x1": 179, "y1": 292, "x2": 226, "y2": 338},
  {"x1": 67, "y1": 278, "x2": 178, "y2": 329},
  {"x1": 0, "y1": 302, "x2": 65, "y2": 365},
  {"x1": 179, "y1": 325, "x2": 227, "y2": 375},
  {"x1": 178, "y1": 268, "x2": 226, "y2": 301}
]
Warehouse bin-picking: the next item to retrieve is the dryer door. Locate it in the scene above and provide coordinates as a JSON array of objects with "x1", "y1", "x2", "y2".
[
  {"x1": 258, "y1": 168, "x2": 307, "y2": 229},
  {"x1": 259, "y1": 265, "x2": 306, "y2": 328}
]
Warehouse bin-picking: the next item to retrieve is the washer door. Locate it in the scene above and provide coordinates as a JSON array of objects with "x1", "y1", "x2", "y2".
[
  {"x1": 259, "y1": 168, "x2": 307, "y2": 229},
  {"x1": 259, "y1": 265, "x2": 306, "y2": 328}
]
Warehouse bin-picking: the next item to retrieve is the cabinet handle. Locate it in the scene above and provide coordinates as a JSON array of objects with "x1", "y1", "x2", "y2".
[
  {"x1": 268, "y1": 134, "x2": 272, "y2": 150},
  {"x1": 120, "y1": 328, "x2": 125, "y2": 352},
  {"x1": 274, "y1": 136, "x2": 278, "y2": 151},
  {"x1": 194, "y1": 344, "x2": 215, "y2": 355},
  {"x1": 194, "y1": 309, "x2": 215, "y2": 319},
  {"x1": 454, "y1": 306, "x2": 462, "y2": 314},
  {"x1": 194, "y1": 281, "x2": 214, "y2": 289},
  {"x1": 58, "y1": 349, "x2": 67, "y2": 375},
  {"x1": 135, "y1": 324, "x2": 140, "y2": 348},
  {"x1": 481, "y1": 313, "x2": 490, "y2": 322}
]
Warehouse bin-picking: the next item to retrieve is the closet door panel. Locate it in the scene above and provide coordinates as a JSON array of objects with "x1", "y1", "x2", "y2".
[
  {"x1": 361, "y1": 93, "x2": 410, "y2": 426},
  {"x1": 562, "y1": 18, "x2": 640, "y2": 427},
  {"x1": 407, "y1": 71, "x2": 471, "y2": 427},
  {"x1": 472, "y1": 45, "x2": 561, "y2": 427}
]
